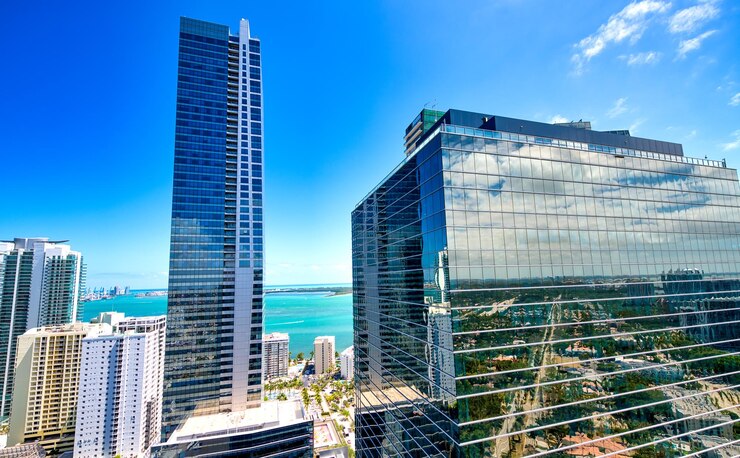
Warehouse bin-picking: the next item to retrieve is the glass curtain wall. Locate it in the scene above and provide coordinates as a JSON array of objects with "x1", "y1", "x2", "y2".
[{"x1": 353, "y1": 119, "x2": 740, "y2": 457}]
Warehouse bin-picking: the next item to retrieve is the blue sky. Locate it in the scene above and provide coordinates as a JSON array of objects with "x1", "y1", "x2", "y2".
[{"x1": 1, "y1": 0, "x2": 738, "y2": 288}]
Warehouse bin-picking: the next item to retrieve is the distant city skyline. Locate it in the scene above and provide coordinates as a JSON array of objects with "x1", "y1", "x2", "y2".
[{"x1": 2, "y1": 1, "x2": 739, "y2": 289}]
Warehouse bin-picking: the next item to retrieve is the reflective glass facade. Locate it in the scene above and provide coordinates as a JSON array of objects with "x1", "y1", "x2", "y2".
[
  {"x1": 352, "y1": 110, "x2": 740, "y2": 457},
  {"x1": 163, "y1": 17, "x2": 264, "y2": 439}
]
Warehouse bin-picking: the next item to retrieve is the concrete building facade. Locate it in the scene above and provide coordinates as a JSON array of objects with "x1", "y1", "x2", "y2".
[
  {"x1": 314, "y1": 336, "x2": 335, "y2": 376},
  {"x1": 8, "y1": 323, "x2": 107, "y2": 454},
  {"x1": 263, "y1": 332, "x2": 289, "y2": 380},
  {"x1": 340, "y1": 346, "x2": 354, "y2": 381},
  {"x1": 74, "y1": 316, "x2": 166, "y2": 458},
  {"x1": 0, "y1": 238, "x2": 85, "y2": 417}
]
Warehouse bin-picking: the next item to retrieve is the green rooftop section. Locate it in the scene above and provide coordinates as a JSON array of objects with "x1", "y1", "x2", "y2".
[
  {"x1": 404, "y1": 108, "x2": 446, "y2": 155},
  {"x1": 405, "y1": 108, "x2": 445, "y2": 136}
]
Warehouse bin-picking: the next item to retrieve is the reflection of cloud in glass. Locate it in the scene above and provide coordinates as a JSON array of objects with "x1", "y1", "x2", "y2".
[{"x1": 441, "y1": 136, "x2": 740, "y2": 280}]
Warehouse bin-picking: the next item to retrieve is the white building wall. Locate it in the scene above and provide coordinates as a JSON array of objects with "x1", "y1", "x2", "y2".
[
  {"x1": 27, "y1": 242, "x2": 46, "y2": 328},
  {"x1": 232, "y1": 18, "x2": 262, "y2": 412},
  {"x1": 74, "y1": 316, "x2": 165, "y2": 458},
  {"x1": 75, "y1": 337, "x2": 119, "y2": 456},
  {"x1": 426, "y1": 306, "x2": 455, "y2": 401},
  {"x1": 340, "y1": 346, "x2": 354, "y2": 380},
  {"x1": 30, "y1": 241, "x2": 82, "y2": 327},
  {"x1": 8, "y1": 323, "x2": 108, "y2": 453},
  {"x1": 263, "y1": 333, "x2": 289, "y2": 379}
]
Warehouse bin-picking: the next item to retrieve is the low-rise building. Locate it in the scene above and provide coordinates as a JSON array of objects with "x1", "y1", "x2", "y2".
[
  {"x1": 314, "y1": 420, "x2": 347, "y2": 458},
  {"x1": 692, "y1": 434, "x2": 740, "y2": 458},
  {"x1": 561, "y1": 433, "x2": 630, "y2": 458},
  {"x1": 663, "y1": 388, "x2": 734, "y2": 439},
  {"x1": 0, "y1": 442, "x2": 46, "y2": 458},
  {"x1": 615, "y1": 357, "x2": 684, "y2": 382}
]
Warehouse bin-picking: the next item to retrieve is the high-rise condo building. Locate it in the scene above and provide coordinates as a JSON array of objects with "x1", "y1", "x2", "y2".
[
  {"x1": 314, "y1": 336, "x2": 335, "y2": 376},
  {"x1": 340, "y1": 346, "x2": 354, "y2": 380},
  {"x1": 162, "y1": 16, "x2": 265, "y2": 439},
  {"x1": 0, "y1": 238, "x2": 85, "y2": 418},
  {"x1": 263, "y1": 332, "x2": 289, "y2": 380},
  {"x1": 352, "y1": 109, "x2": 740, "y2": 457},
  {"x1": 74, "y1": 316, "x2": 166, "y2": 458},
  {"x1": 8, "y1": 323, "x2": 108, "y2": 454}
]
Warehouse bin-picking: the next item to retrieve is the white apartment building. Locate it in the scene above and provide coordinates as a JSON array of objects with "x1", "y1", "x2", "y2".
[
  {"x1": 74, "y1": 315, "x2": 166, "y2": 458},
  {"x1": 263, "y1": 332, "x2": 289, "y2": 380},
  {"x1": 91, "y1": 311, "x2": 126, "y2": 328},
  {"x1": 340, "y1": 346, "x2": 354, "y2": 381},
  {"x1": 8, "y1": 323, "x2": 109, "y2": 454},
  {"x1": 313, "y1": 336, "x2": 335, "y2": 376}
]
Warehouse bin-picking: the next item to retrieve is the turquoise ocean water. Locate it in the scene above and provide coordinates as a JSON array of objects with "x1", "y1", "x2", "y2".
[{"x1": 82, "y1": 287, "x2": 353, "y2": 356}]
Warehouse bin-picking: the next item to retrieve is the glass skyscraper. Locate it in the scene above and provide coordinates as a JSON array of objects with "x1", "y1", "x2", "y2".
[
  {"x1": 162, "y1": 17, "x2": 264, "y2": 439},
  {"x1": 352, "y1": 109, "x2": 740, "y2": 457}
]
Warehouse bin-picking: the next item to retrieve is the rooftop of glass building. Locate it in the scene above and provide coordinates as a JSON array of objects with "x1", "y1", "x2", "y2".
[
  {"x1": 359, "y1": 108, "x2": 731, "y2": 208},
  {"x1": 414, "y1": 109, "x2": 685, "y2": 157},
  {"x1": 165, "y1": 400, "x2": 307, "y2": 443}
]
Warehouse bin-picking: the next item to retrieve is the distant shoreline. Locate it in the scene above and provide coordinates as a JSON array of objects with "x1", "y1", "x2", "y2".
[
  {"x1": 81, "y1": 286, "x2": 353, "y2": 355},
  {"x1": 83, "y1": 289, "x2": 167, "y2": 303},
  {"x1": 84, "y1": 285, "x2": 353, "y2": 301},
  {"x1": 265, "y1": 286, "x2": 352, "y2": 296}
]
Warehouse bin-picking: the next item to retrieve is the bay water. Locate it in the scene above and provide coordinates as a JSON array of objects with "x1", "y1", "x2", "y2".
[{"x1": 82, "y1": 287, "x2": 353, "y2": 355}]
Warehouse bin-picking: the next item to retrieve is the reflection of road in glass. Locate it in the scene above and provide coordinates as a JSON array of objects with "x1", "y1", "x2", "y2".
[
  {"x1": 520, "y1": 301, "x2": 561, "y2": 453},
  {"x1": 492, "y1": 300, "x2": 561, "y2": 457}
]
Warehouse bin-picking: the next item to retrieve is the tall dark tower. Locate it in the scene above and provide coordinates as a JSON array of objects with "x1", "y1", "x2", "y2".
[{"x1": 162, "y1": 17, "x2": 265, "y2": 439}]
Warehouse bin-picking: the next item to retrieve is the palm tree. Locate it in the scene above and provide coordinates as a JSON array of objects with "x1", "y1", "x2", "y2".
[{"x1": 301, "y1": 388, "x2": 310, "y2": 409}]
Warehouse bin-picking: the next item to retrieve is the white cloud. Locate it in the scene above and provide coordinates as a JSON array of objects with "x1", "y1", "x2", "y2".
[
  {"x1": 629, "y1": 118, "x2": 646, "y2": 134},
  {"x1": 620, "y1": 51, "x2": 662, "y2": 65},
  {"x1": 669, "y1": 0, "x2": 720, "y2": 34},
  {"x1": 722, "y1": 130, "x2": 740, "y2": 151},
  {"x1": 730, "y1": 93, "x2": 740, "y2": 106},
  {"x1": 676, "y1": 29, "x2": 717, "y2": 59},
  {"x1": 571, "y1": 1, "x2": 672, "y2": 75},
  {"x1": 607, "y1": 97, "x2": 629, "y2": 118},
  {"x1": 549, "y1": 115, "x2": 570, "y2": 124}
]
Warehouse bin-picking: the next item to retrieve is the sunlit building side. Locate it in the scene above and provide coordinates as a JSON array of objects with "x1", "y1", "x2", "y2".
[{"x1": 352, "y1": 109, "x2": 740, "y2": 457}]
